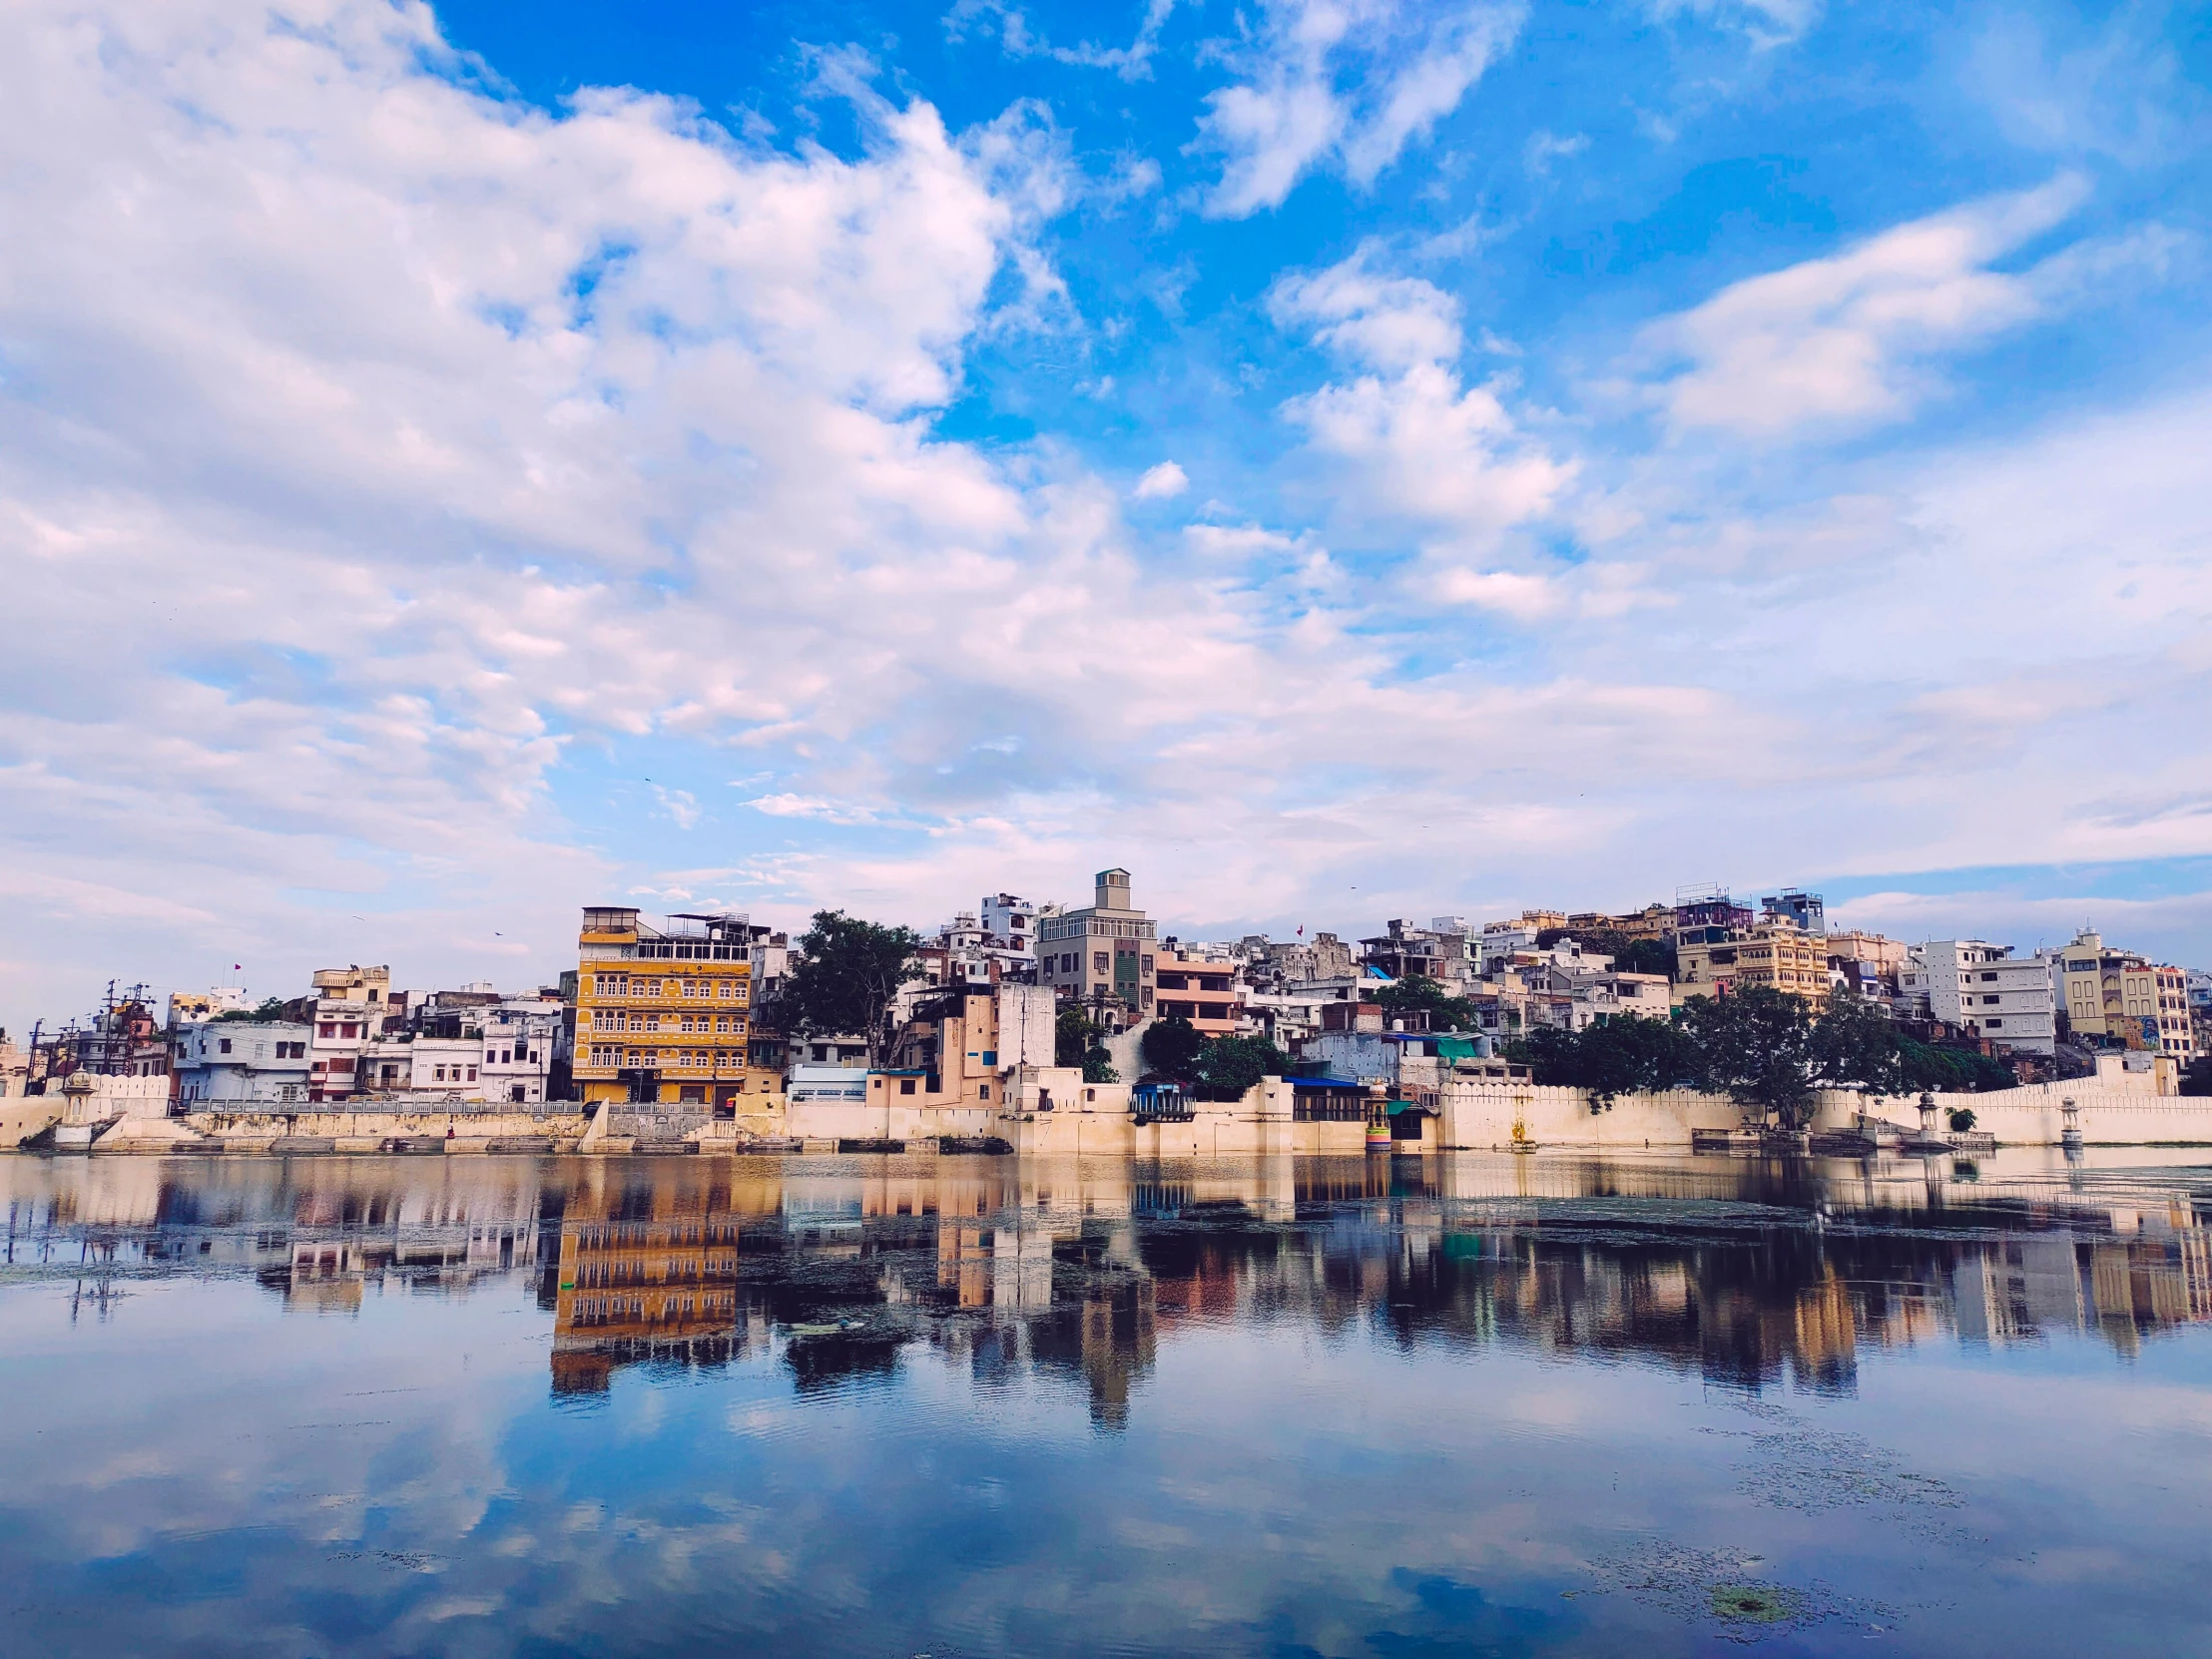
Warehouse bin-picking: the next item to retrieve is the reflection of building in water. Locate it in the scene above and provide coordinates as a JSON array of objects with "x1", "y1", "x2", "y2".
[
  {"x1": 11, "y1": 1153, "x2": 2212, "y2": 1423},
  {"x1": 552, "y1": 1181, "x2": 750, "y2": 1393}
]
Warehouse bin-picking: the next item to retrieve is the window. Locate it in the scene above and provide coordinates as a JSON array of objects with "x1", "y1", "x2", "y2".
[
  {"x1": 341, "y1": 1022, "x2": 359, "y2": 1038},
  {"x1": 1141, "y1": 955, "x2": 1154, "y2": 976},
  {"x1": 1093, "y1": 952, "x2": 1109, "y2": 973},
  {"x1": 899, "y1": 1078, "x2": 916, "y2": 1095},
  {"x1": 219, "y1": 1038, "x2": 233, "y2": 1054},
  {"x1": 319, "y1": 1022, "x2": 335, "y2": 1038},
  {"x1": 467, "y1": 1066, "x2": 476, "y2": 1082},
  {"x1": 981, "y1": 1050, "x2": 996, "y2": 1065},
  {"x1": 1984, "y1": 994, "x2": 2000, "y2": 1005},
  {"x1": 1987, "y1": 1018, "x2": 2003, "y2": 1028},
  {"x1": 979, "y1": 1084, "x2": 990, "y2": 1100},
  {"x1": 329, "y1": 1057, "x2": 354, "y2": 1074}
]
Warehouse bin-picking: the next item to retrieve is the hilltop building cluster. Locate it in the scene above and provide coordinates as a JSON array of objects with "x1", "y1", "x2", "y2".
[{"x1": 5, "y1": 868, "x2": 2205, "y2": 1143}]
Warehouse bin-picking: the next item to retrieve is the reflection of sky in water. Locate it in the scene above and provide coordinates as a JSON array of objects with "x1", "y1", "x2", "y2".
[{"x1": 3, "y1": 1150, "x2": 2210, "y2": 1656}]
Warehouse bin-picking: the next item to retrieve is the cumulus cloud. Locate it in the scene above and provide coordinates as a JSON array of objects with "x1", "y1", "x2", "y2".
[
  {"x1": 1636, "y1": 176, "x2": 2106, "y2": 439},
  {"x1": 1270, "y1": 250, "x2": 1571, "y2": 540},
  {"x1": 1196, "y1": 1, "x2": 1524, "y2": 217},
  {"x1": 1132, "y1": 461, "x2": 1190, "y2": 500}
]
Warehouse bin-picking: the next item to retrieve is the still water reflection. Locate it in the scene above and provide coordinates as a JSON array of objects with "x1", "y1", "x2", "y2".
[{"x1": 4, "y1": 1150, "x2": 2210, "y2": 1656}]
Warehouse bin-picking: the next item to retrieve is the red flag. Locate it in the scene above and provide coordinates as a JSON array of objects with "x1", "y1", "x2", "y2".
[{"x1": 1297, "y1": 925, "x2": 1304, "y2": 936}]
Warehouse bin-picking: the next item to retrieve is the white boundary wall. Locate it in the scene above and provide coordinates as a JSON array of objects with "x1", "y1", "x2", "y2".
[{"x1": 1441, "y1": 1078, "x2": 2212, "y2": 1149}]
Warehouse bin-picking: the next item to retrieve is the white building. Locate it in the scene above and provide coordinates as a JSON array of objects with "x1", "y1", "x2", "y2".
[
  {"x1": 168, "y1": 988, "x2": 250, "y2": 1027},
  {"x1": 174, "y1": 1021, "x2": 313, "y2": 1106},
  {"x1": 980, "y1": 893, "x2": 1041, "y2": 957},
  {"x1": 304, "y1": 965, "x2": 403, "y2": 1102},
  {"x1": 1917, "y1": 940, "x2": 2055, "y2": 1055},
  {"x1": 481, "y1": 1001, "x2": 562, "y2": 1104}
]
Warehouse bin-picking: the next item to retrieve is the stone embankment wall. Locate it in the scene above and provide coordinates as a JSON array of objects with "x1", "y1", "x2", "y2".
[{"x1": 1440, "y1": 1078, "x2": 2212, "y2": 1149}]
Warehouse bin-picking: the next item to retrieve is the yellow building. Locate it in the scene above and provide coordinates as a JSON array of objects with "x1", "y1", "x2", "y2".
[
  {"x1": 572, "y1": 907, "x2": 773, "y2": 1107},
  {"x1": 2056, "y1": 929, "x2": 2199, "y2": 1058},
  {"x1": 1675, "y1": 921, "x2": 1830, "y2": 1005}
]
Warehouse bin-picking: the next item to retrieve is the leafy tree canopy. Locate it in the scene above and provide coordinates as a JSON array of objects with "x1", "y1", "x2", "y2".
[
  {"x1": 1193, "y1": 1034, "x2": 1288, "y2": 1101},
  {"x1": 1678, "y1": 985, "x2": 1822, "y2": 1129},
  {"x1": 1140, "y1": 1015, "x2": 1205, "y2": 1079},
  {"x1": 2183, "y1": 1055, "x2": 2212, "y2": 1098},
  {"x1": 1507, "y1": 1014, "x2": 1698, "y2": 1102},
  {"x1": 777, "y1": 910, "x2": 923, "y2": 1065},
  {"x1": 1374, "y1": 973, "x2": 1476, "y2": 1029},
  {"x1": 1056, "y1": 1005, "x2": 1103, "y2": 1067}
]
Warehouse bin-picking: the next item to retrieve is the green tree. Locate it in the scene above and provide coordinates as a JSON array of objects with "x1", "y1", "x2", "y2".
[
  {"x1": 1809, "y1": 989, "x2": 1907, "y2": 1093},
  {"x1": 1897, "y1": 1038, "x2": 2015, "y2": 1093},
  {"x1": 776, "y1": 910, "x2": 923, "y2": 1067},
  {"x1": 1193, "y1": 1034, "x2": 1288, "y2": 1101},
  {"x1": 1505, "y1": 1014, "x2": 1697, "y2": 1105},
  {"x1": 1947, "y1": 1107, "x2": 1978, "y2": 1133},
  {"x1": 1083, "y1": 1048, "x2": 1119, "y2": 1084},
  {"x1": 1679, "y1": 985, "x2": 1820, "y2": 1130},
  {"x1": 1056, "y1": 1005, "x2": 1101, "y2": 1067},
  {"x1": 1375, "y1": 973, "x2": 1476, "y2": 1029},
  {"x1": 2182, "y1": 1055, "x2": 2212, "y2": 1098},
  {"x1": 1140, "y1": 1015, "x2": 1205, "y2": 1079},
  {"x1": 1580, "y1": 1013, "x2": 1699, "y2": 1100}
]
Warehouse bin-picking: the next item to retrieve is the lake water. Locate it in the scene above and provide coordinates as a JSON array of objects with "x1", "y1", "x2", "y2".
[{"x1": 3, "y1": 1149, "x2": 2209, "y2": 1657}]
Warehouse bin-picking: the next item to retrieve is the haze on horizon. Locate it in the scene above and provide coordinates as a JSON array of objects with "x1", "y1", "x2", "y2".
[{"x1": 3, "y1": 0, "x2": 2209, "y2": 1028}]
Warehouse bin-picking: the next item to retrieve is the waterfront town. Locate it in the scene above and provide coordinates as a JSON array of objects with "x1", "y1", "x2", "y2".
[{"x1": 4, "y1": 867, "x2": 2207, "y2": 1156}]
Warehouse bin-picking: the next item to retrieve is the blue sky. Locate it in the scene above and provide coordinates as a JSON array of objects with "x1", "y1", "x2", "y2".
[{"x1": 2, "y1": 0, "x2": 2209, "y2": 1024}]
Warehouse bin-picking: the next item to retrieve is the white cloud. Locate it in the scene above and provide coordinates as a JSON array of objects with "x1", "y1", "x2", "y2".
[
  {"x1": 949, "y1": 0, "x2": 1186, "y2": 81},
  {"x1": 1182, "y1": 522, "x2": 1301, "y2": 560},
  {"x1": 1523, "y1": 129, "x2": 1588, "y2": 177},
  {"x1": 5, "y1": 0, "x2": 2209, "y2": 1029},
  {"x1": 1271, "y1": 250, "x2": 1571, "y2": 540},
  {"x1": 1651, "y1": 0, "x2": 1821, "y2": 49},
  {"x1": 1133, "y1": 461, "x2": 1190, "y2": 500},
  {"x1": 652, "y1": 787, "x2": 702, "y2": 830},
  {"x1": 1197, "y1": 1, "x2": 1524, "y2": 218},
  {"x1": 1636, "y1": 176, "x2": 2096, "y2": 439}
]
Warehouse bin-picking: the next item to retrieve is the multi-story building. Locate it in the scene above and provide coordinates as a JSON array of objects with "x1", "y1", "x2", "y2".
[
  {"x1": 1151, "y1": 948, "x2": 1243, "y2": 1037},
  {"x1": 1914, "y1": 940, "x2": 2055, "y2": 1055},
  {"x1": 1675, "y1": 920, "x2": 1830, "y2": 1005},
  {"x1": 1360, "y1": 919, "x2": 1476, "y2": 986},
  {"x1": 1037, "y1": 868, "x2": 1158, "y2": 1023},
  {"x1": 482, "y1": 1000, "x2": 563, "y2": 1104},
  {"x1": 1825, "y1": 929, "x2": 1909, "y2": 991},
  {"x1": 1672, "y1": 887, "x2": 1755, "y2": 938},
  {"x1": 2054, "y1": 930, "x2": 2198, "y2": 1058},
  {"x1": 299, "y1": 965, "x2": 400, "y2": 1103},
  {"x1": 173, "y1": 1021, "x2": 313, "y2": 1106},
  {"x1": 1761, "y1": 889, "x2": 1827, "y2": 935},
  {"x1": 1564, "y1": 902, "x2": 1675, "y2": 942},
  {"x1": 2068, "y1": 932, "x2": 2196, "y2": 1059},
  {"x1": 980, "y1": 893, "x2": 1042, "y2": 959},
  {"x1": 572, "y1": 908, "x2": 769, "y2": 1108}
]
